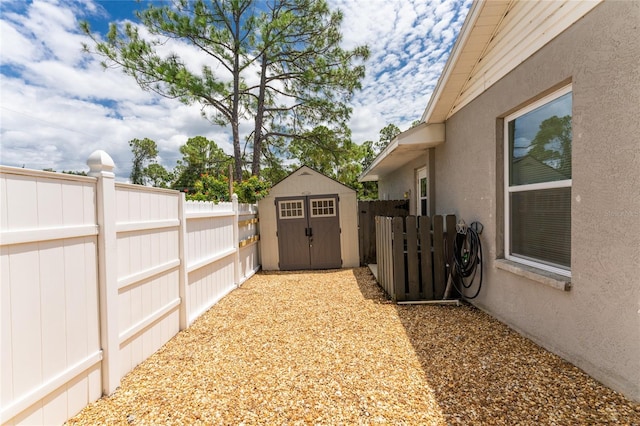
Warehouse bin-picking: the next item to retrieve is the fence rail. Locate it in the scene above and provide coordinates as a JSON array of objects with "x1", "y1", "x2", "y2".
[
  {"x1": 0, "y1": 151, "x2": 259, "y2": 425},
  {"x1": 376, "y1": 214, "x2": 456, "y2": 302}
]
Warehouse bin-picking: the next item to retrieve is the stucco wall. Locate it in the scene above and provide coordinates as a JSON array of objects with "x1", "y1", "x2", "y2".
[
  {"x1": 434, "y1": 1, "x2": 640, "y2": 400},
  {"x1": 378, "y1": 155, "x2": 428, "y2": 215}
]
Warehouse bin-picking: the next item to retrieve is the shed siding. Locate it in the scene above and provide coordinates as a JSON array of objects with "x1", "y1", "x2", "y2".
[{"x1": 259, "y1": 167, "x2": 358, "y2": 270}]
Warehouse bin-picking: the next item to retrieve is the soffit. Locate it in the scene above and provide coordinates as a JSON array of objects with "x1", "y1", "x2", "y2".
[
  {"x1": 360, "y1": 0, "x2": 602, "y2": 183},
  {"x1": 359, "y1": 123, "x2": 444, "y2": 182},
  {"x1": 424, "y1": 0, "x2": 512, "y2": 124},
  {"x1": 425, "y1": 0, "x2": 602, "y2": 124}
]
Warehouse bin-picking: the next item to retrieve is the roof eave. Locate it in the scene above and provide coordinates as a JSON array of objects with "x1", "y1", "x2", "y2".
[
  {"x1": 421, "y1": 0, "x2": 484, "y2": 124},
  {"x1": 358, "y1": 123, "x2": 445, "y2": 182}
]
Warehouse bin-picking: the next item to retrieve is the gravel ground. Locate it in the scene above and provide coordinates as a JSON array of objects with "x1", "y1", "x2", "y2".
[{"x1": 67, "y1": 268, "x2": 640, "y2": 425}]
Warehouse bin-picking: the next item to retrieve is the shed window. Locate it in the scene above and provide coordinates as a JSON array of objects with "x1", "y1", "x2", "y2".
[
  {"x1": 279, "y1": 200, "x2": 304, "y2": 219},
  {"x1": 504, "y1": 85, "x2": 572, "y2": 276},
  {"x1": 310, "y1": 198, "x2": 336, "y2": 217}
]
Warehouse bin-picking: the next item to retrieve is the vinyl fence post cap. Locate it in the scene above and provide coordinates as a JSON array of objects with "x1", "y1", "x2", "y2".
[{"x1": 87, "y1": 150, "x2": 115, "y2": 177}]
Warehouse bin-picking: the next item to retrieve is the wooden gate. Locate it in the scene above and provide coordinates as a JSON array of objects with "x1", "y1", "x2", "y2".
[
  {"x1": 376, "y1": 214, "x2": 457, "y2": 302},
  {"x1": 358, "y1": 200, "x2": 409, "y2": 265}
]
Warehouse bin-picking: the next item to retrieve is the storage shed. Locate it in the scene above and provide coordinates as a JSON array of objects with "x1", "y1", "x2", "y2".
[{"x1": 259, "y1": 166, "x2": 359, "y2": 270}]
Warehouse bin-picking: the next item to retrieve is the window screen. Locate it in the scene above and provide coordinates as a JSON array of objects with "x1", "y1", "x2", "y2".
[{"x1": 505, "y1": 86, "x2": 572, "y2": 275}]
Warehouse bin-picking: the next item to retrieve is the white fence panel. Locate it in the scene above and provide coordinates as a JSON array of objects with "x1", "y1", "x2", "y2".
[
  {"x1": 184, "y1": 201, "x2": 237, "y2": 326},
  {"x1": 1, "y1": 154, "x2": 260, "y2": 425},
  {"x1": 238, "y1": 205, "x2": 260, "y2": 284},
  {"x1": 114, "y1": 184, "x2": 181, "y2": 378},
  {"x1": 0, "y1": 168, "x2": 102, "y2": 425},
  {"x1": 185, "y1": 200, "x2": 233, "y2": 213}
]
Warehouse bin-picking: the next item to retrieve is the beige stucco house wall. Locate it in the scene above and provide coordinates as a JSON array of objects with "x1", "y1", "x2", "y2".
[
  {"x1": 360, "y1": 0, "x2": 640, "y2": 402},
  {"x1": 259, "y1": 166, "x2": 359, "y2": 270}
]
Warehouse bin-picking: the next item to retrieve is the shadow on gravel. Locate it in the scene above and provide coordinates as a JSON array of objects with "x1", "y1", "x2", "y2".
[{"x1": 352, "y1": 267, "x2": 640, "y2": 425}]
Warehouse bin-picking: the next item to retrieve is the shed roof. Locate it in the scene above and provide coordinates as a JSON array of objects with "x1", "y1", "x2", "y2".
[{"x1": 268, "y1": 166, "x2": 355, "y2": 197}]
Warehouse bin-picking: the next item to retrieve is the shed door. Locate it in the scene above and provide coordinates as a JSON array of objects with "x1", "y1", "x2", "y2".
[{"x1": 276, "y1": 195, "x2": 341, "y2": 270}]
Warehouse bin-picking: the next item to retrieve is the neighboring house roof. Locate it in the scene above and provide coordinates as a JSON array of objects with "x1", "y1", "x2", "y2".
[
  {"x1": 360, "y1": 0, "x2": 601, "y2": 182},
  {"x1": 512, "y1": 155, "x2": 570, "y2": 184}
]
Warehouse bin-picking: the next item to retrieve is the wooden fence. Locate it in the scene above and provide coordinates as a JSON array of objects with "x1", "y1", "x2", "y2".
[
  {"x1": 358, "y1": 200, "x2": 410, "y2": 265},
  {"x1": 0, "y1": 151, "x2": 259, "y2": 425},
  {"x1": 376, "y1": 214, "x2": 456, "y2": 302}
]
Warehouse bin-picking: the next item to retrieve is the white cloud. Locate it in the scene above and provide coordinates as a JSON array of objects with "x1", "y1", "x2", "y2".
[
  {"x1": 0, "y1": 0, "x2": 471, "y2": 180},
  {"x1": 331, "y1": 0, "x2": 471, "y2": 144}
]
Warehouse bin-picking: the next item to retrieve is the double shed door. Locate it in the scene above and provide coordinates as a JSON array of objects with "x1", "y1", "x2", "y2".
[{"x1": 276, "y1": 194, "x2": 342, "y2": 270}]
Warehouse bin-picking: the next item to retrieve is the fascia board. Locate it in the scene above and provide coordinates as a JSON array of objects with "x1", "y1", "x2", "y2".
[
  {"x1": 420, "y1": 0, "x2": 484, "y2": 123},
  {"x1": 358, "y1": 123, "x2": 445, "y2": 182}
]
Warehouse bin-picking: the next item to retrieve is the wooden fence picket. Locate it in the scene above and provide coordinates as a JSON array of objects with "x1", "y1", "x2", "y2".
[
  {"x1": 419, "y1": 215, "x2": 433, "y2": 300},
  {"x1": 432, "y1": 215, "x2": 446, "y2": 300},
  {"x1": 374, "y1": 214, "x2": 455, "y2": 302},
  {"x1": 406, "y1": 216, "x2": 420, "y2": 300},
  {"x1": 392, "y1": 217, "x2": 405, "y2": 302}
]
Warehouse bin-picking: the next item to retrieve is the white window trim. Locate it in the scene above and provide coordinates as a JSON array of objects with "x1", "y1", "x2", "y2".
[
  {"x1": 503, "y1": 84, "x2": 572, "y2": 278},
  {"x1": 310, "y1": 198, "x2": 336, "y2": 218},
  {"x1": 416, "y1": 167, "x2": 428, "y2": 216},
  {"x1": 278, "y1": 200, "x2": 305, "y2": 220}
]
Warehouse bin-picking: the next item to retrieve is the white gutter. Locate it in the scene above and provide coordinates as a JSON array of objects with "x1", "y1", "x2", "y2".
[
  {"x1": 358, "y1": 123, "x2": 445, "y2": 182},
  {"x1": 359, "y1": 135, "x2": 400, "y2": 180}
]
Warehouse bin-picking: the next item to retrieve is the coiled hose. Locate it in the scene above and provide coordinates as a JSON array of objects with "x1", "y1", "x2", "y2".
[{"x1": 450, "y1": 220, "x2": 483, "y2": 299}]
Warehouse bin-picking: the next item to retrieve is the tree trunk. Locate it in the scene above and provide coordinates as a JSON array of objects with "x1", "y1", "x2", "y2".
[
  {"x1": 232, "y1": 8, "x2": 243, "y2": 182},
  {"x1": 252, "y1": 54, "x2": 268, "y2": 177}
]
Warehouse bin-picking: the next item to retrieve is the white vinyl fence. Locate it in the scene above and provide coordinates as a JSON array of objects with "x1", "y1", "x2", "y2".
[{"x1": 0, "y1": 151, "x2": 260, "y2": 425}]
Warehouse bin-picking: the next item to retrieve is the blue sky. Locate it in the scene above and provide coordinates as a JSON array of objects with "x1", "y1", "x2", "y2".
[{"x1": 0, "y1": 0, "x2": 471, "y2": 180}]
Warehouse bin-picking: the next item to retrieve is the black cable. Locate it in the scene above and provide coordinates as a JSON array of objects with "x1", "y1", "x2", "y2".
[{"x1": 450, "y1": 221, "x2": 483, "y2": 299}]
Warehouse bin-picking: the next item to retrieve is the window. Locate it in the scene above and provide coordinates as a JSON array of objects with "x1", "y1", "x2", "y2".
[
  {"x1": 279, "y1": 200, "x2": 304, "y2": 219},
  {"x1": 416, "y1": 167, "x2": 428, "y2": 216},
  {"x1": 504, "y1": 86, "x2": 572, "y2": 276},
  {"x1": 310, "y1": 198, "x2": 336, "y2": 217}
]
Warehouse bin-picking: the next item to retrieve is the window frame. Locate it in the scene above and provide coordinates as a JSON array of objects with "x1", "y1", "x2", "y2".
[
  {"x1": 416, "y1": 167, "x2": 428, "y2": 216},
  {"x1": 503, "y1": 85, "x2": 573, "y2": 277},
  {"x1": 310, "y1": 198, "x2": 336, "y2": 218},
  {"x1": 278, "y1": 199, "x2": 305, "y2": 220}
]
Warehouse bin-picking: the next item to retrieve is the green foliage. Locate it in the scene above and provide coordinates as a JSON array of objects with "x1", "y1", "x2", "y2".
[
  {"x1": 288, "y1": 125, "x2": 379, "y2": 199},
  {"x1": 129, "y1": 138, "x2": 159, "y2": 185},
  {"x1": 374, "y1": 123, "x2": 401, "y2": 153},
  {"x1": 288, "y1": 126, "x2": 347, "y2": 178},
  {"x1": 249, "y1": 0, "x2": 370, "y2": 176},
  {"x1": 286, "y1": 124, "x2": 403, "y2": 199},
  {"x1": 172, "y1": 136, "x2": 232, "y2": 190},
  {"x1": 260, "y1": 163, "x2": 292, "y2": 186},
  {"x1": 63, "y1": 170, "x2": 88, "y2": 176},
  {"x1": 187, "y1": 174, "x2": 269, "y2": 204},
  {"x1": 188, "y1": 174, "x2": 230, "y2": 202},
  {"x1": 234, "y1": 176, "x2": 270, "y2": 204},
  {"x1": 144, "y1": 163, "x2": 173, "y2": 188},
  {"x1": 360, "y1": 140, "x2": 377, "y2": 170},
  {"x1": 529, "y1": 115, "x2": 572, "y2": 178},
  {"x1": 42, "y1": 169, "x2": 88, "y2": 176},
  {"x1": 353, "y1": 124, "x2": 405, "y2": 200},
  {"x1": 81, "y1": 0, "x2": 369, "y2": 179}
]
